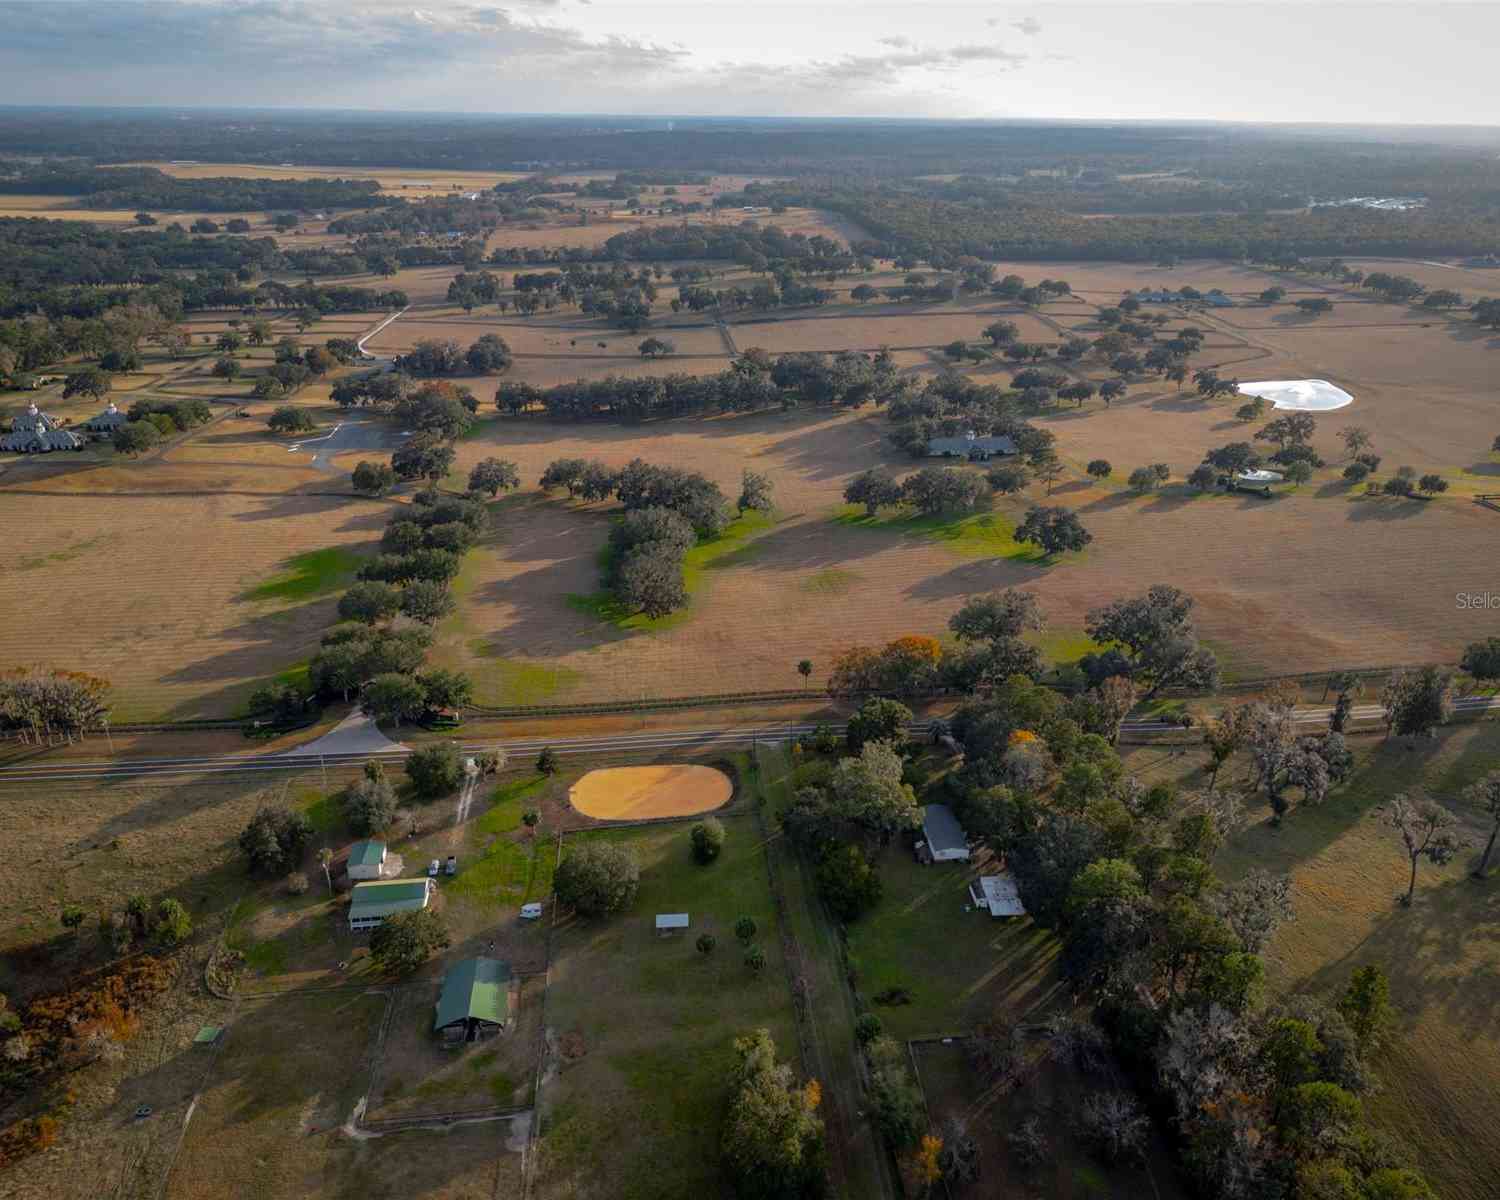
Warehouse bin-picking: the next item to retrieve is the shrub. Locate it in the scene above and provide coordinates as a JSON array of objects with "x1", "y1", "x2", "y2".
[
  {"x1": 690, "y1": 817, "x2": 727, "y2": 864},
  {"x1": 744, "y1": 945, "x2": 766, "y2": 973},
  {"x1": 285, "y1": 871, "x2": 311, "y2": 896},
  {"x1": 855, "y1": 1013, "x2": 884, "y2": 1045},
  {"x1": 555, "y1": 842, "x2": 640, "y2": 916},
  {"x1": 696, "y1": 933, "x2": 717, "y2": 956},
  {"x1": 154, "y1": 898, "x2": 193, "y2": 947},
  {"x1": 734, "y1": 915, "x2": 758, "y2": 945},
  {"x1": 60, "y1": 903, "x2": 86, "y2": 930},
  {"x1": 405, "y1": 743, "x2": 464, "y2": 798}
]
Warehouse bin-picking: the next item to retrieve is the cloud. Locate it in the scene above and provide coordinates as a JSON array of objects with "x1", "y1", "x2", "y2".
[
  {"x1": 0, "y1": 2, "x2": 683, "y2": 85},
  {"x1": 878, "y1": 35, "x2": 913, "y2": 49},
  {"x1": 986, "y1": 15, "x2": 1042, "y2": 35}
]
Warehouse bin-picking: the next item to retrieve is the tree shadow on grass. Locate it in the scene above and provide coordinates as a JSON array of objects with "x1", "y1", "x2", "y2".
[{"x1": 1344, "y1": 497, "x2": 1430, "y2": 522}]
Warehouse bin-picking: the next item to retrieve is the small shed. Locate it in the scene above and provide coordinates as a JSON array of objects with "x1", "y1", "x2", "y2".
[
  {"x1": 970, "y1": 874, "x2": 1026, "y2": 918},
  {"x1": 655, "y1": 913, "x2": 690, "y2": 937},
  {"x1": 347, "y1": 840, "x2": 387, "y2": 881},
  {"x1": 920, "y1": 804, "x2": 970, "y2": 863},
  {"x1": 434, "y1": 957, "x2": 511, "y2": 1042},
  {"x1": 348, "y1": 878, "x2": 434, "y2": 932}
]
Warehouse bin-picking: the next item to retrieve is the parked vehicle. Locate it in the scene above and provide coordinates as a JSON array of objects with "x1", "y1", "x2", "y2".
[
  {"x1": 445, "y1": 855, "x2": 457, "y2": 876},
  {"x1": 428, "y1": 859, "x2": 440, "y2": 877},
  {"x1": 520, "y1": 902, "x2": 543, "y2": 920}
]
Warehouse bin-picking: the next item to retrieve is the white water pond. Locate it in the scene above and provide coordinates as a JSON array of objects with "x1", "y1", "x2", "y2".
[{"x1": 1237, "y1": 379, "x2": 1354, "y2": 412}]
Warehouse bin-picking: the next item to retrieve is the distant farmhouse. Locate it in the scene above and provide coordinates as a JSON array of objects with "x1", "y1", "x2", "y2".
[
  {"x1": 80, "y1": 403, "x2": 129, "y2": 437},
  {"x1": 348, "y1": 877, "x2": 435, "y2": 932},
  {"x1": 927, "y1": 431, "x2": 1017, "y2": 462},
  {"x1": 434, "y1": 957, "x2": 511, "y2": 1043},
  {"x1": 1, "y1": 404, "x2": 83, "y2": 453},
  {"x1": 1135, "y1": 287, "x2": 1234, "y2": 307}
]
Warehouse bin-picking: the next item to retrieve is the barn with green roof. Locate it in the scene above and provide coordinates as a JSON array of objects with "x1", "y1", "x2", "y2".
[{"x1": 434, "y1": 957, "x2": 512, "y2": 1042}]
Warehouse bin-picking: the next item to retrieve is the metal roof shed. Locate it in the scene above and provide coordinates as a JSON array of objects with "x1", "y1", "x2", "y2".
[
  {"x1": 921, "y1": 804, "x2": 970, "y2": 862},
  {"x1": 970, "y1": 874, "x2": 1026, "y2": 917},
  {"x1": 655, "y1": 913, "x2": 690, "y2": 935},
  {"x1": 434, "y1": 958, "x2": 511, "y2": 1042}
]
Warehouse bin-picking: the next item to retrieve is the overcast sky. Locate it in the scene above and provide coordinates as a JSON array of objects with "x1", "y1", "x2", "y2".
[{"x1": 0, "y1": 1, "x2": 1493, "y2": 126}]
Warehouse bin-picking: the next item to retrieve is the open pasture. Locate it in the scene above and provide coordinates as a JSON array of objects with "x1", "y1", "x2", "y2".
[
  {"x1": 0, "y1": 489, "x2": 386, "y2": 719},
  {"x1": 728, "y1": 309, "x2": 1057, "y2": 354}
]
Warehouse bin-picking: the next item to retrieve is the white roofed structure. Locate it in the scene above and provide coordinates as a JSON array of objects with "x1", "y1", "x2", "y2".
[{"x1": 970, "y1": 874, "x2": 1025, "y2": 917}]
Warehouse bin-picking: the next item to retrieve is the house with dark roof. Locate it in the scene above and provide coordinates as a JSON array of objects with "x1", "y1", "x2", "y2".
[
  {"x1": 927, "y1": 431, "x2": 1017, "y2": 462},
  {"x1": 2, "y1": 404, "x2": 83, "y2": 453},
  {"x1": 434, "y1": 957, "x2": 512, "y2": 1042},
  {"x1": 920, "y1": 803, "x2": 970, "y2": 863}
]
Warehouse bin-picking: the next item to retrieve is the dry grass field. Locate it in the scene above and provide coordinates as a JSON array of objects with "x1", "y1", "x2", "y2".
[{"x1": 1128, "y1": 720, "x2": 1500, "y2": 1200}]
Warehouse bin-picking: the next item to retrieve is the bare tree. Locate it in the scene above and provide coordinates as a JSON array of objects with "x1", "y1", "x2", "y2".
[
  {"x1": 1389, "y1": 794, "x2": 1463, "y2": 905},
  {"x1": 1462, "y1": 770, "x2": 1500, "y2": 879},
  {"x1": 1080, "y1": 1090, "x2": 1150, "y2": 1164}
]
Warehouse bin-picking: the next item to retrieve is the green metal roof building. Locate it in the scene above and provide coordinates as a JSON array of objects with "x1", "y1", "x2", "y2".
[
  {"x1": 347, "y1": 839, "x2": 387, "y2": 880},
  {"x1": 434, "y1": 957, "x2": 512, "y2": 1042},
  {"x1": 348, "y1": 878, "x2": 434, "y2": 931}
]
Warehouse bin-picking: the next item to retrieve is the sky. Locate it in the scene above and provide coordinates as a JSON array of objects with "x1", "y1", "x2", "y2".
[{"x1": 0, "y1": 1, "x2": 1494, "y2": 126}]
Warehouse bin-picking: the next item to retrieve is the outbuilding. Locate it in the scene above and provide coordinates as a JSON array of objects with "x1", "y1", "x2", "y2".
[
  {"x1": 81, "y1": 402, "x2": 129, "y2": 436},
  {"x1": 348, "y1": 878, "x2": 435, "y2": 932},
  {"x1": 920, "y1": 804, "x2": 970, "y2": 863},
  {"x1": 655, "y1": 913, "x2": 690, "y2": 937},
  {"x1": 970, "y1": 874, "x2": 1026, "y2": 918},
  {"x1": 346, "y1": 840, "x2": 388, "y2": 881},
  {"x1": 434, "y1": 957, "x2": 511, "y2": 1042}
]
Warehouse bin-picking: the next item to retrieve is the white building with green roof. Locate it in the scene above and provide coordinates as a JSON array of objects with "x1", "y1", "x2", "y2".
[
  {"x1": 346, "y1": 839, "x2": 388, "y2": 881},
  {"x1": 348, "y1": 877, "x2": 434, "y2": 932},
  {"x1": 434, "y1": 957, "x2": 512, "y2": 1042}
]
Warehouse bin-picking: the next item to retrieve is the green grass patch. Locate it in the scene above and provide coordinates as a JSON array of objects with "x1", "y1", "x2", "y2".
[
  {"x1": 1028, "y1": 626, "x2": 1099, "y2": 666},
  {"x1": 246, "y1": 547, "x2": 363, "y2": 603},
  {"x1": 800, "y1": 567, "x2": 862, "y2": 595},
  {"x1": 297, "y1": 788, "x2": 342, "y2": 836},
  {"x1": 566, "y1": 509, "x2": 774, "y2": 632},
  {"x1": 466, "y1": 651, "x2": 584, "y2": 705},
  {"x1": 17, "y1": 533, "x2": 109, "y2": 572},
  {"x1": 831, "y1": 503, "x2": 1041, "y2": 561},
  {"x1": 476, "y1": 776, "x2": 546, "y2": 836},
  {"x1": 844, "y1": 850, "x2": 1063, "y2": 1038}
]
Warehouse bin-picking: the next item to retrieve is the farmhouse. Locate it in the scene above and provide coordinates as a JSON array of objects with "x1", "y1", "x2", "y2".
[
  {"x1": 348, "y1": 877, "x2": 434, "y2": 932},
  {"x1": 346, "y1": 839, "x2": 388, "y2": 881},
  {"x1": 1, "y1": 404, "x2": 83, "y2": 453},
  {"x1": 927, "y1": 431, "x2": 1017, "y2": 462},
  {"x1": 433, "y1": 957, "x2": 511, "y2": 1042},
  {"x1": 920, "y1": 803, "x2": 970, "y2": 863},
  {"x1": 80, "y1": 402, "x2": 129, "y2": 436},
  {"x1": 970, "y1": 873, "x2": 1026, "y2": 918}
]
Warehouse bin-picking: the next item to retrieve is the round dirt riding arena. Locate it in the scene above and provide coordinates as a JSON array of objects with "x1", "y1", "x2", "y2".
[{"x1": 568, "y1": 765, "x2": 733, "y2": 821}]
